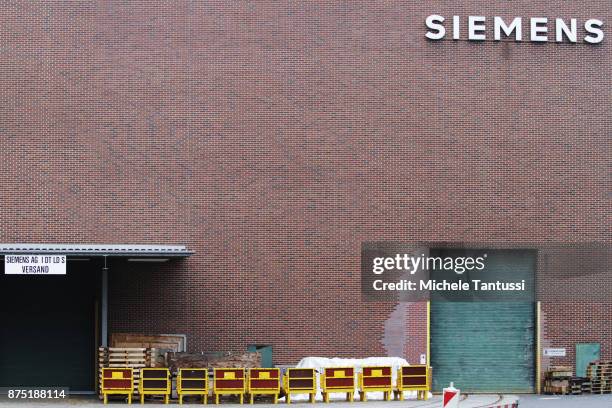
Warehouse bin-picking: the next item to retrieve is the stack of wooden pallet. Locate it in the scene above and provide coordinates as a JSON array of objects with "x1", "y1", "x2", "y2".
[
  {"x1": 109, "y1": 333, "x2": 185, "y2": 370},
  {"x1": 111, "y1": 333, "x2": 186, "y2": 352},
  {"x1": 98, "y1": 347, "x2": 149, "y2": 398},
  {"x1": 167, "y1": 351, "x2": 261, "y2": 372},
  {"x1": 587, "y1": 361, "x2": 612, "y2": 394},
  {"x1": 568, "y1": 377, "x2": 591, "y2": 395},
  {"x1": 543, "y1": 366, "x2": 573, "y2": 395},
  {"x1": 147, "y1": 348, "x2": 166, "y2": 368},
  {"x1": 581, "y1": 378, "x2": 593, "y2": 394}
]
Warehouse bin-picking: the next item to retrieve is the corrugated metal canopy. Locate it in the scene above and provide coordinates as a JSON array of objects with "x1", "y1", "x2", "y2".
[{"x1": 0, "y1": 243, "x2": 192, "y2": 257}]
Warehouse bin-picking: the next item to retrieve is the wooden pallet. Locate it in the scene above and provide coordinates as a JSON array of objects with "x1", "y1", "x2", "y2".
[
  {"x1": 543, "y1": 384, "x2": 568, "y2": 395},
  {"x1": 580, "y1": 381, "x2": 592, "y2": 394},
  {"x1": 586, "y1": 361, "x2": 612, "y2": 394},
  {"x1": 568, "y1": 377, "x2": 591, "y2": 395},
  {"x1": 569, "y1": 389, "x2": 582, "y2": 395},
  {"x1": 543, "y1": 367, "x2": 573, "y2": 395},
  {"x1": 98, "y1": 347, "x2": 151, "y2": 398},
  {"x1": 548, "y1": 367, "x2": 573, "y2": 377},
  {"x1": 148, "y1": 348, "x2": 166, "y2": 368}
]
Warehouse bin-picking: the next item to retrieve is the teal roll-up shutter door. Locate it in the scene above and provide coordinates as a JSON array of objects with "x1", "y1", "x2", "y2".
[{"x1": 430, "y1": 250, "x2": 536, "y2": 393}]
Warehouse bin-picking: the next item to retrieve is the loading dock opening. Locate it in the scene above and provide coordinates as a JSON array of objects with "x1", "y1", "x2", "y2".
[
  {"x1": 0, "y1": 244, "x2": 192, "y2": 393},
  {"x1": 430, "y1": 249, "x2": 537, "y2": 393}
]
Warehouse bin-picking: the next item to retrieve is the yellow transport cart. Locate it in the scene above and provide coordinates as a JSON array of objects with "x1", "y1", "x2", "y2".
[
  {"x1": 283, "y1": 368, "x2": 316, "y2": 404},
  {"x1": 101, "y1": 367, "x2": 134, "y2": 404},
  {"x1": 177, "y1": 368, "x2": 209, "y2": 404},
  {"x1": 358, "y1": 366, "x2": 392, "y2": 401},
  {"x1": 139, "y1": 368, "x2": 171, "y2": 404},
  {"x1": 213, "y1": 368, "x2": 246, "y2": 404},
  {"x1": 320, "y1": 367, "x2": 355, "y2": 403},
  {"x1": 247, "y1": 368, "x2": 280, "y2": 404},
  {"x1": 394, "y1": 365, "x2": 430, "y2": 401}
]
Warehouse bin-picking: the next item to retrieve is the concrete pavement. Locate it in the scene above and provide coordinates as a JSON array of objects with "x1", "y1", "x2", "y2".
[
  {"x1": 517, "y1": 394, "x2": 612, "y2": 407},
  {"x1": 1, "y1": 394, "x2": 612, "y2": 407}
]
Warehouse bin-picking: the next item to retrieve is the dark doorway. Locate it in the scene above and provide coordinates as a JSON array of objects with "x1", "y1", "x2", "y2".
[{"x1": 0, "y1": 260, "x2": 100, "y2": 392}]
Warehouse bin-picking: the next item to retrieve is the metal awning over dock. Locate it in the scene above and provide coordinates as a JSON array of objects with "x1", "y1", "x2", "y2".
[{"x1": 0, "y1": 243, "x2": 193, "y2": 257}]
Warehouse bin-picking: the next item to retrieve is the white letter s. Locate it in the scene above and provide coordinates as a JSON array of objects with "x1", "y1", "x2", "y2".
[
  {"x1": 585, "y1": 19, "x2": 604, "y2": 44},
  {"x1": 426, "y1": 15, "x2": 446, "y2": 40}
]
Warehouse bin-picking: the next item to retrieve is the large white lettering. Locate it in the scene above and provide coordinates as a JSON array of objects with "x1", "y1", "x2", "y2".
[{"x1": 425, "y1": 15, "x2": 604, "y2": 44}]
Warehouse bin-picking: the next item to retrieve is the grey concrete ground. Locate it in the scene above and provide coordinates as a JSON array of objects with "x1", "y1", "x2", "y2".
[
  {"x1": 517, "y1": 394, "x2": 612, "y2": 407},
  {"x1": 0, "y1": 394, "x2": 611, "y2": 407}
]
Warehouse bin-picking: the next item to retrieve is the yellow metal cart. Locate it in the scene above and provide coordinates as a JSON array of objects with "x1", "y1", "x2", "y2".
[
  {"x1": 394, "y1": 365, "x2": 430, "y2": 401},
  {"x1": 213, "y1": 368, "x2": 246, "y2": 404},
  {"x1": 177, "y1": 368, "x2": 209, "y2": 404},
  {"x1": 358, "y1": 366, "x2": 392, "y2": 401},
  {"x1": 320, "y1": 367, "x2": 355, "y2": 403},
  {"x1": 101, "y1": 367, "x2": 134, "y2": 404},
  {"x1": 283, "y1": 368, "x2": 316, "y2": 404},
  {"x1": 247, "y1": 368, "x2": 280, "y2": 404},
  {"x1": 139, "y1": 368, "x2": 171, "y2": 404}
]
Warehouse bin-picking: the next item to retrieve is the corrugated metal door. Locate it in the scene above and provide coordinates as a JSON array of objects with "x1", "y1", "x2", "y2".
[{"x1": 430, "y1": 250, "x2": 536, "y2": 393}]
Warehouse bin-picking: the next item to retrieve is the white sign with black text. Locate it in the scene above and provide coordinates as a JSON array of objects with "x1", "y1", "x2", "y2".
[
  {"x1": 543, "y1": 348, "x2": 567, "y2": 357},
  {"x1": 4, "y1": 254, "x2": 66, "y2": 275}
]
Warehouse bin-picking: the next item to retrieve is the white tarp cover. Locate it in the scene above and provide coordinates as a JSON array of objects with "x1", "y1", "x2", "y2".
[{"x1": 284, "y1": 357, "x2": 430, "y2": 401}]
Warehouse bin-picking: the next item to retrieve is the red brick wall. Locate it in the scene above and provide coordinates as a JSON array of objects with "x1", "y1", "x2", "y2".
[
  {"x1": 0, "y1": 1, "x2": 610, "y2": 369},
  {"x1": 540, "y1": 302, "x2": 611, "y2": 372}
]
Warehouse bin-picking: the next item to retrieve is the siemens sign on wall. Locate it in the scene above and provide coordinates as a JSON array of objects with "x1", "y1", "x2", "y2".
[{"x1": 425, "y1": 15, "x2": 604, "y2": 43}]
